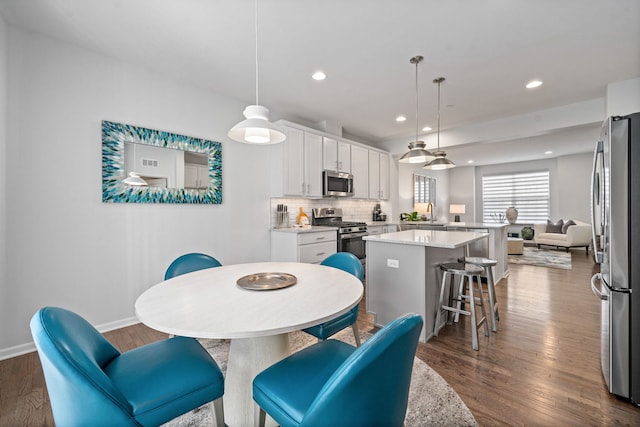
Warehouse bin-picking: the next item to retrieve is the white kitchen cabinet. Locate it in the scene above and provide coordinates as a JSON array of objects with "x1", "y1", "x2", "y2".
[
  {"x1": 350, "y1": 145, "x2": 369, "y2": 198},
  {"x1": 379, "y1": 152, "x2": 389, "y2": 199},
  {"x1": 368, "y1": 150, "x2": 389, "y2": 200},
  {"x1": 282, "y1": 127, "x2": 323, "y2": 197},
  {"x1": 323, "y1": 137, "x2": 351, "y2": 173},
  {"x1": 270, "y1": 229, "x2": 337, "y2": 264},
  {"x1": 367, "y1": 224, "x2": 388, "y2": 235},
  {"x1": 184, "y1": 164, "x2": 208, "y2": 189}
]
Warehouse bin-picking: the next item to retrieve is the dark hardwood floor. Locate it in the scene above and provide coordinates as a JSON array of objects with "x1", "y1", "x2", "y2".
[{"x1": 1, "y1": 252, "x2": 639, "y2": 426}]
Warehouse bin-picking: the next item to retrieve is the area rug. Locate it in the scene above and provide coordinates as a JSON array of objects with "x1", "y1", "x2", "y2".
[
  {"x1": 509, "y1": 246, "x2": 571, "y2": 270},
  {"x1": 163, "y1": 329, "x2": 477, "y2": 427}
]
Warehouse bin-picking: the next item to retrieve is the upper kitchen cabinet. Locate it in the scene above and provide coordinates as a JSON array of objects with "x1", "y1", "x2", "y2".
[
  {"x1": 323, "y1": 137, "x2": 351, "y2": 173},
  {"x1": 277, "y1": 126, "x2": 323, "y2": 198},
  {"x1": 350, "y1": 145, "x2": 369, "y2": 199},
  {"x1": 368, "y1": 150, "x2": 389, "y2": 200},
  {"x1": 271, "y1": 120, "x2": 388, "y2": 200}
]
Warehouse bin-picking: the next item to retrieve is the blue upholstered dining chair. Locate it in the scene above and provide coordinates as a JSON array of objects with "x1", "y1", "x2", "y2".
[
  {"x1": 164, "y1": 252, "x2": 222, "y2": 280},
  {"x1": 253, "y1": 313, "x2": 423, "y2": 427},
  {"x1": 302, "y1": 252, "x2": 364, "y2": 346},
  {"x1": 30, "y1": 306, "x2": 225, "y2": 427}
]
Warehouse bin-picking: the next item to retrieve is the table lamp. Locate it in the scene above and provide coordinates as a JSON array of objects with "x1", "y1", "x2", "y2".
[{"x1": 449, "y1": 204, "x2": 466, "y2": 222}]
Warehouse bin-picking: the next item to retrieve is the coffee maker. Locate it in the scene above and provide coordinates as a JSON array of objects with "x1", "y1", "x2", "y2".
[{"x1": 372, "y1": 203, "x2": 382, "y2": 221}]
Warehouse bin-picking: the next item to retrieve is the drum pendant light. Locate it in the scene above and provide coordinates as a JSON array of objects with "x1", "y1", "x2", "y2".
[
  {"x1": 423, "y1": 77, "x2": 455, "y2": 170},
  {"x1": 399, "y1": 56, "x2": 435, "y2": 163},
  {"x1": 228, "y1": 0, "x2": 285, "y2": 144}
]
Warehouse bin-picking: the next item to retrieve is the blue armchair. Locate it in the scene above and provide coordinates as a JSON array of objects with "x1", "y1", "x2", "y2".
[
  {"x1": 253, "y1": 313, "x2": 423, "y2": 427},
  {"x1": 30, "y1": 306, "x2": 225, "y2": 427},
  {"x1": 303, "y1": 252, "x2": 364, "y2": 346},
  {"x1": 164, "y1": 252, "x2": 222, "y2": 280}
]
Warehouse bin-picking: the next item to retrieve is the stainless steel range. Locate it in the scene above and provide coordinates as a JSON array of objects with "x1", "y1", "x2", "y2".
[{"x1": 311, "y1": 208, "x2": 368, "y2": 262}]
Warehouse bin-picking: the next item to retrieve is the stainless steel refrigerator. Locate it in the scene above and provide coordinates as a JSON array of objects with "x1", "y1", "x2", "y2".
[{"x1": 590, "y1": 112, "x2": 640, "y2": 405}]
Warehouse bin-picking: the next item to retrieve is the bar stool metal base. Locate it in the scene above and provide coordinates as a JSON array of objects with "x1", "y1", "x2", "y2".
[{"x1": 434, "y1": 262, "x2": 489, "y2": 351}]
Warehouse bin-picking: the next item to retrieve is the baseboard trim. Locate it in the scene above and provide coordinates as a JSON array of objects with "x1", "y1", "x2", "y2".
[{"x1": 0, "y1": 316, "x2": 140, "y2": 361}]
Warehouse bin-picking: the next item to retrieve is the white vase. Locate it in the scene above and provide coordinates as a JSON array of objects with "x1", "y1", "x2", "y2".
[{"x1": 506, "y1": 207, "x2": 518, "y2": 224}]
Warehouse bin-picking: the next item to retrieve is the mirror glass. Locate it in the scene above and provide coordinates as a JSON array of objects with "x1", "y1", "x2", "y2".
[
  {"x1": 102, "y1": 120, "x2": 222, "y2": 204},
  {"x1": 414, "y1": 174, "x2": 436, "y2": 204}
]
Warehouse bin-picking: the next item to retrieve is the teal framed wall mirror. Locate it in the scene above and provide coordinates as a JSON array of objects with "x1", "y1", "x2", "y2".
[{"x1": 102, "y1": 120, "x2": 222, "y2": 204}]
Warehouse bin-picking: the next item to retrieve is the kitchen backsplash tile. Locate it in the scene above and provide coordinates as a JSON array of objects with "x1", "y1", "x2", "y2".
[{"x1": 270, "y1": 198, "x2": 391, "y2": 228}]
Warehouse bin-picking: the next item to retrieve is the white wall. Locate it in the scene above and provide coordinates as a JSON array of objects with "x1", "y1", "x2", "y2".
[
  {"x1": 0, "y1": 13, "x2": 8, "y2": 346},
  {"x1": 607, "y1": 78, "x2": 640, "y2": 117},
  {"x1": 1, "y1": 27, "x2": 281, "y2": 355},
  {"x1": 556, "y1": 152, "x2": 592, "y2": 222},
  {"x1": 448, "y1": 167, "x2": 475, "y2": 223}
]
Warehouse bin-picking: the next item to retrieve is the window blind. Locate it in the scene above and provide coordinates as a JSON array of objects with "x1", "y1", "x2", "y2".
[{"x1": 482, "y1": 171, "x2": 549, "y2": 223}]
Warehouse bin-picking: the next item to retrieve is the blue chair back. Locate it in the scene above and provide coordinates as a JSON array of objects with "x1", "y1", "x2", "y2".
[
  {"x1": 320, "y1": 252, "x2": 363, "y2": 281},
  {"x1": 30, "y1": 307, "x2": 138, "y2": 426},
  {"x1": 301, "y1": 314, "x2": 423, "y2": 427},
  {"x1": 164, "y1": 252, "x2": 222, "y2": 280}
]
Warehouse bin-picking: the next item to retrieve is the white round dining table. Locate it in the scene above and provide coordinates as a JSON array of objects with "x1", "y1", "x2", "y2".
[{"x1": 135, "y1": 261, "x2": 363, "y2": 427}]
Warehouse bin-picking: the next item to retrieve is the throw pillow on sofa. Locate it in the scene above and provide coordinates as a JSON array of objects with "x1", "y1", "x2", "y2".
[
  {"x1": 546, "y1": 219, "x2": 564, "y2": 233},
  {"x1": 562, "y1": 219, "x2": 576, "y2": 234}
]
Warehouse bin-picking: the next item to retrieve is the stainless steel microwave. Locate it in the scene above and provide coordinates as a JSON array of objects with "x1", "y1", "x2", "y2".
[{"x1": 323, "y1": 170, "x2": 354, "y2": 197}]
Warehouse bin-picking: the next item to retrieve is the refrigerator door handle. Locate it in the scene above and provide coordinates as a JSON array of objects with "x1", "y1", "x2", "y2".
[
  {"x1": 591, "y1": 273, "x2": 608, "y2": 300},
  {"x1": 590, "y1": 140, "x2": 604, "y2": 264}
]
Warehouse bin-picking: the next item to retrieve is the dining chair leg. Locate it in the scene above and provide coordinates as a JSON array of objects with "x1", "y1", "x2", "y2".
[
  {"x1": 351, "y1": 323, "x2": 361, "y2": 347},
  {"x1": 210, "y1": 397, "x2": 225, "y2": 427},
  {"x1": 255, "y1": 403, "x2": 266, "y2": 427}
]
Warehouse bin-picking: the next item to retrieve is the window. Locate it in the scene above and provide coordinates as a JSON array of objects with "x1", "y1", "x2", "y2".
[{"x1": 482, "y1": 171, "x2": 549, "y2": 223}]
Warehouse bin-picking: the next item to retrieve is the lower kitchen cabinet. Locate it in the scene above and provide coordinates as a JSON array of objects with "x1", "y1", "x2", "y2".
[
  {"x1": 367, "y1": 224, "x2": 397, "y2": 235},
  {"x1": 270, "y1": 228, "x2": 337, "y2": 264}
]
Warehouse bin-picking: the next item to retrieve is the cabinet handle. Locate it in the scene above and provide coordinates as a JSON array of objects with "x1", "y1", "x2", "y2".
[
  {"x1": 301, "y1": 182, "x2": 305, "y2": 192},
  {"x1": 307, "y1": 184, "x2": 310, "y2": 192},
  {"x1": 316, "y1": 236, "x2": 326, "y2": 240},
  {"x1": 316, "y1": 252, "x2": 326, "y2": 256}
]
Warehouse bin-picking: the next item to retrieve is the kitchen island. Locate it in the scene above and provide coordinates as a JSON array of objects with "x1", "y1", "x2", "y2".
[{"x1": 364, "y1": 229, "x2": 488, "y2": 342}]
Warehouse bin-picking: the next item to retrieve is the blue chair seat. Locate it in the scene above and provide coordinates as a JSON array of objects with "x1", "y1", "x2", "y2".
[
  {"x1": 30, "y1": 307, "x2": 225, "y2": 427},
  {"x1": 253, "y1": 314, "x2": 423, "y2": 427},
  {"x1": 104, "y1": 336, "x2": 224, "y2": 426},
  {"x1": 253, "y1": 340, "x2": 355, "y2": 426}
]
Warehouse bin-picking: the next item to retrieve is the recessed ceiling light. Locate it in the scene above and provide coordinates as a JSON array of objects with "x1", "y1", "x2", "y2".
[
  {"x1": 396, "y1": 115, "x2": 407, "y2": 122},
  {"x1": 467, "y1": 160, "x2": 474, "y2": 164},
  {"x1": 312, "y1": 71, "x2": 326, "y2": 81},
  {"x1": 526, "y1": 80, "x2": 543, "y2": 89},
  {"x1": 422, "y1": 126, "x2": 432, "y2": 132},
  {"x1": 545, "y1": 150, "x2": 553, "y2": 154}
]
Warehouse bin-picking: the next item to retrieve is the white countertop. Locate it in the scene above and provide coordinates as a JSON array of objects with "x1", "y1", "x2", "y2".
[
  {"x1": 444, "y1": 222, "x2": 509, "y2": 229},
  {"x1": 271, "y1": 225, "x2": 337, "y2": 233},
  {"x1": 363, "y1": 229, "x2": 488, "y2": 249}
]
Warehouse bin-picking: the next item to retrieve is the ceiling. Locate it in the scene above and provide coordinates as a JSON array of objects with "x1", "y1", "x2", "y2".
[{"x1": 1, "y1": 0, "x2": 639, "y2": 165}]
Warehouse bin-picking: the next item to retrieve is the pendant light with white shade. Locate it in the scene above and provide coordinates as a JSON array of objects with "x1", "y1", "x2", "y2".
[
  {"x1": 228, "y1": 0, "x2": 285, "y2": 145},
  {"x1": 423, "y1": 77, "x2": 455, "y2": 170},
  {"x1": 399, "y1": 55, "x2": 435, "y2": 164}
]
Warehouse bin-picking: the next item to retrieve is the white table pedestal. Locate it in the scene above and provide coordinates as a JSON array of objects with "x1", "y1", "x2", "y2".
[{"x1": 225, "y1": 334, "x2": 290, "y2": 427}]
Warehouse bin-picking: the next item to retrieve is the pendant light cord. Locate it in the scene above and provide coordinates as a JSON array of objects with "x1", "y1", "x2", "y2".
[
  {"x1": 254, "y1": 0, "x2": 259, "y2": 105},
  {"x1": 436, "y1": 79, "x2": 440, "y2": 150},
  {"x1": 414, "y1": 59, "x2": 419, "y2": 143}
]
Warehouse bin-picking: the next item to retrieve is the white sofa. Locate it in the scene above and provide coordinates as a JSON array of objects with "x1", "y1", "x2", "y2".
[{"x1": 533, "y1": 220, "x2": 591, "y2": 253}]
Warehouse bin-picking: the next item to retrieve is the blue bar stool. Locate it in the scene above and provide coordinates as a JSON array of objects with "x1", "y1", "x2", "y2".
[
  {"x1": 434, "y1": 262, "x2": 489, "y2": 350},
  {"x1": 459, "y1": 256, "x2": 499, "y2": 332}
]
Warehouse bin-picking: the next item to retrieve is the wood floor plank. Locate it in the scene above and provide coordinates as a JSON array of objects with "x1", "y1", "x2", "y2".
[{"x1": 1, "y1": 252, "x2": 638, "y2": 426}]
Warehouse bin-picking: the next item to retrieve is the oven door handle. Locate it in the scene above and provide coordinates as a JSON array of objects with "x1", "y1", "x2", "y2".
[{"x1": 341, "y1": 232, "x2": 369, "y2": 239}]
